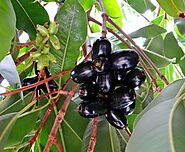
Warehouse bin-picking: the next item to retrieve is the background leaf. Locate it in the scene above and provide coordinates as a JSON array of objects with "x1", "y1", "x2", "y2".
[
  {"x1": 50, "y1": 0, "x2": 87, "y2": 85},
  {"x1": 0, "y1": 0, "x2": 16, "y2": 62},
  {"x1": 11, "y1": 0, "x2": 49, "y2": 39}
]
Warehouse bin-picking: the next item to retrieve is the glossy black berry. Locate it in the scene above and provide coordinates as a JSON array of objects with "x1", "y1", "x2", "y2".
[
  {"x1": 105, "y1": 110, "x2": 127, "y2": 129},
  {"x1": 92, "y1": 57, "x2": 110, "y2": 75},
  {"x1": 40, "y1": 79, "x2": 58, "y2": 92},
  {"x1": 71, "y1": 60, "x2": 95, "y2": 83},
  {"x1": 124, "y1": 68, "x2": 146, "y2": 89},
  {"x1": 77, "y1": 98, "x2": 108, "y2": 118},
  {"x1": 120, "y1": 101, "x2": 135, "y2": 115},
  {"x1": 78, "y1": 82, "x2": 97, "y2": 100},
  {"x1": 96, "y1": 73, "x2": 115, "y2": 94},
  {"x1": 92, "y1": 38, "x2": 111, "y2": 60},
  {"x1": 114, "y1": 70, "x2": 126, "y2": 83},
  {"x1": 109, "y1": 86, "x2": 136, "y2": 109},
  {"x1": 110, "y1": 49, "x2": 139, "y2": 71},
  {"x1": 22, "y1": 76, "x2": 38, "y2": 91}
]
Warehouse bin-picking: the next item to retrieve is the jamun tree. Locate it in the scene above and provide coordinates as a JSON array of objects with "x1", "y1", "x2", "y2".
[{"x1": 0, "y1": 0, "x2": 185, "y2": 152}]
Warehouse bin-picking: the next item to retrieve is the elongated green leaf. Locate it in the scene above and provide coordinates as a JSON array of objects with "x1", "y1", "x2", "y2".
[
  {"x1": 135, "y1": 79, "x2": 185, "y2": 126},
  {"x1": 129, "y1": 24, "x2": 166, "y2": 39},
  {"x1": 156, "y1": 0, "x2": 180, "y2": 17},
  {"x1": 126, "y1": 94, "x2": 185, "y2": 152},
  {"x1": 172, "y1": 0, "x2": 185, "y2": 12},
  {"x1": 0, "y1": 113, "x2": 17, "y2": 152},
  {"x1": 11, "y1": 0, "x2": 49, "y2": 39},
  {"x1": 50, "y1": 0, "x2": 87, "y2": 85},
  {"x1": 164, "y1": 32, "x2": 184, "y2": 62},
  {"x1": 4, "y1": 110, "x2": 39, "y2": 147},
  {"x1": 61, "y1": 102, "x2": 89, "y2": 152},
  {"x1": 79, "y1": 0, "x2": 94, "y2": 11},
  {"x1": 127, "y1": 0, "x2": 155, "y2": 13},
  {"x1": 82, "y1": 117, "x2": 121, "y2": 152},
  {"x1": 143, "y1": 49, "x2": 171, "y2": 68},
  {"x1": 102, "y1": 0, "x2": 122, "y2": 19},
  {"x1": 0, "y1": 0, "x2": 16, "y2": 62}
]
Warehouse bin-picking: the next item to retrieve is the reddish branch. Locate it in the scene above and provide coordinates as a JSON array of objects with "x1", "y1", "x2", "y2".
[
  {"x1": 124, "y1": 126, "x2": 132, "y2": 137},
  {"x1": 43, "y1": 84, "x2": 78, "y2": 152},
  {"x1": 88, "y1": 117, "x2": 98, "y2": 152},
  {"x1": 0, "y1": 69, "x2": 71, "y2": 96},
  {"x1": 28, "y1": 79, "x2": 71, "y2": 151}
]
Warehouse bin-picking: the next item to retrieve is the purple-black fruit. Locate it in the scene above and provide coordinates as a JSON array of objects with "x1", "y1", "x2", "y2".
[
  {"x1": 96, "y1": 72, "x2": 115, "y2": 94},
  {"x1": 22, "y1": 76, "x2": 38, "y2": 91},
  {"x1": 92, "y1": 57, "x2": 110, "y2": 75},
  {"x1": 77, "y1": 98, "x2": 107, "y2": 118},
  {"x1": 40, "y1": 79, "x2": 58, "y2": 92},
  {"x1": 109, "y1": 86, "x2": 136, "y2": 109},
  {"x1": 71, "y1": 60, "x2": 95, "y2": 83},
  {"x1": 114, "y1": 70, "x2": 126, "y2": 83},
  {"x1": 110, "y1": 49, "x2": 139, "y2": 71},
  {"x1": 92, "y1": 38, "x2": 111, "y2": 60},
  {"x1": 124, "y1": 68, "x2": 146, "y2": 89},
  {"x1": 105, "y1": 110, "x2": 127, "y2": 129},
  {"x1": 78, "y1": 82, "x2": 97, "y2": 100},
  {"x1": 120, "y1": 101, "x2": 135, "y2": 115}
]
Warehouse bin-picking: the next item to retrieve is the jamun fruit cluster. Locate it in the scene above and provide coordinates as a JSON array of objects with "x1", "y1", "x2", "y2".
[{"x1": 70, "y1": 38, "x2": 146, "y2": 129}]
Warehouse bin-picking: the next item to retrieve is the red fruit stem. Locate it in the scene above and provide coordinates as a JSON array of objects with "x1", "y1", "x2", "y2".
[
  {"x1": 106, "y1": 16, "x2": 169, "y2": 85},
  {"x1": 88, "y1": 16, "x2": 160, "y2": 91},
  {"x1": 88, "y1": 117, "x2": 98, "y2": 152},
  {"x1": 28, "y1": 79, "x2": 71, "y2": 151},
  {"x1": 54, "y1": 138, "x2": 63, "y2": 152},
  {"x1": 43, "y1": 84, "x2": 78, "y2": 152},
  {"x1": 0, "y1": 69, "x2": 71, "y2": 96},
  {"x1": 15, "y1": 48, "x2": 37, "y2": 66},
  {"x1": 97, "y1": 0, "x2": 107, "y2": 38},
  {"x1": 82, "y1": 42, "x2": 87, "y2": 56}
]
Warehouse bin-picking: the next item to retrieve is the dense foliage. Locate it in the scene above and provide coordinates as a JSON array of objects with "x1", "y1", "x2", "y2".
[{"x1": 0, "y1": 0, "x2": 185, "y2": 152}]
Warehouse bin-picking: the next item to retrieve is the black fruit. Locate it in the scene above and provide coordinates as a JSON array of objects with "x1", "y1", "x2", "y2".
[
  {"x1": 77, "y1": 98, "x2": 108, "y2": 118},
  {"x1": 110, "y1": 49, "x2": 139, "y2": 71},
  {"x1": 40, "y1": 79, "x2": 58, "y2": 92},
  {"x1": 71, "y1": 60, "x2": 95, "y2": 83},
  {"x1": 22, "y1": 76, "x2": 38, "y2": 91},
  {"x1": 96, "y1": 73, "x2": 115, "y2": 94},
  {"x1": 124, "y1": 68, "x2": 146, "y2": 89},
  {"x1": 109, "y1": 86, "x2": 136, "y2": 109},
  {"x1": 105, "y1": 110, "x2": 127, "y2": 129},
  {"x1": 114, "y1": 70, "x2": 126, "y2": 83},
  {"x1": 120, "y1": 101, "x2": 135, "y2": 115},
  {"x1": 92, "y1": 57, "x2": 110, "y2": 75},
  {"x1": 92, "y1": 38, "x2": 111, "y2": 60},
  {"x1": 78, "y1": 82, "x2": 97, "y2": 99}
]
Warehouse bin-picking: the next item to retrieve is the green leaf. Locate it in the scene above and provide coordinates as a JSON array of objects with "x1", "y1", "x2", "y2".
[
  {"x1": 142, "y1": 49, "x2": 171, "y2": 68},
  {"x1": 156, "y1": 0, "x2": 180, "y2": 17},
  {"x1": 129, "y1": 24, "x2": 166, "y2": 39},
  {"x1": 150, "y1": 15, "x2": 164, "y2": 25},
  {"x1": 135, "y1": 79, "x2": 185, "y2": 126},
  {"x1": 164, "y1": 32, "x2": 184, "y2": 62},
  {"x1": 51, "y1": 0, "x2": 87, "y2": 85},
  {"x1": 79, "y1": 0, "x2": 94, "y2": 11},
  {"x1": 127, "y1": 0, "x2": 156, "y2": 14},
  {"x1": 4, "y1": 109, "x2": 40, "y2": 147},
  {"x1": 61, "y1": 102, "x2": 89, "y2": 152},
  {"x1": 179, "y1": 57, "x2": 185, "y2": 76},
  {"x1": 126, "y1": 94, "x2": 185, "y2": 152},
  {"x1": 172, "y1": 0, "x2": 185, "y2": 12},
  {"x1": 11, "y1": 0, "x2": 49, "y2": 39},
  {"x1": 82, "y1": 117, "x2": 121, "y2": 152},
  {"x1": 0, "y1": 113, "x2": 17, "y2": 152},
  {"x1": 0, "y1": 0, "x2": 16, "y2": 62},
  {"x1": 102, "y1": 0, "x2": 122, "y2": 19}
]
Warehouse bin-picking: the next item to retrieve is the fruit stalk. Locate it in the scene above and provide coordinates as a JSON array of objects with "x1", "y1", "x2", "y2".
[
  {"x1": 88, "y1": 117, "x2": 98, "y2": 152},
  {"x1": 97, "y1": 0, "x2": 107, "y2": 38}
]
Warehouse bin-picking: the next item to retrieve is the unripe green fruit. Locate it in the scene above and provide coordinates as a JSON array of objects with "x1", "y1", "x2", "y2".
[
  {"x1": 36, "y1": 25, "x2": 49, "y2": 37},
  {"x1": 48, "y1": 22, "x2": 59, "y2": 35},
  {"x1": 49, "y1": 35, "x2": 61, "y2": 50}
]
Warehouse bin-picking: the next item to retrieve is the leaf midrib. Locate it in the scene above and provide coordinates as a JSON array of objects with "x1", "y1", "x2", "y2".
[{"x1": 15, "y1": 0, "x2": 36, "y2": 31}]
